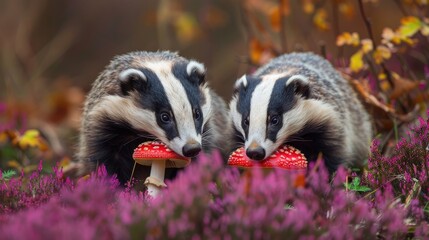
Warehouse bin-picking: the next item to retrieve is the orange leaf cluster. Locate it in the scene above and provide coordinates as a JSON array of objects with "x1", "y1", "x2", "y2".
[{"x1": 249, "y1": 39, "x2": 276, "y2": 65}]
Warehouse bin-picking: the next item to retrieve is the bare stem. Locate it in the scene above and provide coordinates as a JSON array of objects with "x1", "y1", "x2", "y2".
[{"x1": 357, "y1": 0, "x2": 395, "y2": 89}]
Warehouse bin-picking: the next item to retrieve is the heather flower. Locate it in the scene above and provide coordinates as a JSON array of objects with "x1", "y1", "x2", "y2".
[
  {"x1": 0, "y1": 165, "x2": 128, "y2": 240},
  {"x1": 0, "y1": 152, "x2": 425, "y2": 238},
  {"x1": 0, "y1": 161, "x2": 73, "y2": 214},
  {"x1": 366, "y1": 114, "x2": 429, "y2": 203}
]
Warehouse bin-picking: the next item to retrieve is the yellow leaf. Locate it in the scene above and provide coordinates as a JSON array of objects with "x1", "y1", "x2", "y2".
[
  {"x1": 18, "y1": 130, "x2": 40, "y2": 149},
  {"x1": 313, "y1": 9, "x2": 329, "y2": 31},
  {"x1": 302, "y1": 0, "x2": 314, "y2": 14},
  {"x1": 338, "y1": 2, "x2": 355, "y2": 19},
  {"x1": 398, "y1": 16, "x2": 422, "y2": 38},
  {"x1": 361, "y1": 39, "x2": 373, "y2": 53},
  {"x1": 59, "y1": 157, "x2": 71, "y2": 168},
  {"x1": 382, "y1": 28, "x2": 401, "y2": 44},
  {"x1": 0, "y1": 131, "x2": 7, "y2": 143},
  {"x1": 373, "y1": 45, "x2": 392, "y2": 64},
  {"x1": 174, "y1": 13, "x2": 199, "y2": 44},
  {"x1": 15, "y1": 129, "x2": 49, "y2": 151},
  {"x1": 7, "y1": 160, "x2": 22, "y2": 170},
  {"x1": 350, "y1": 50, "x2": 364, "y2": 72},
  {"x1": 336, "y1": 32, "x2": 359, "y2": 46},
  {"x1": 378, "y1": 73, "x2": 386, "y2": 80},
  {"x1": 380, "y1": 79, "x2": 391, "y2": 92}
]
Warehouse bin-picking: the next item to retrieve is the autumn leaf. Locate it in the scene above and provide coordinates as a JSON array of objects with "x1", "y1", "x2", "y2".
[
  {"x1": 336, "y1": 32, "x2": 360, "y2": 46},
  {"x1": 174, "y1": 13, "x2": 200, "y2": 44},
  {"x1": 7, "y1": 160, "x2": 22, "y2": 170},
  {"x1": 361, "y1": 39, "x2": 373, "y2": 53},
  {"x1": 382, "y1": 28, "x2": 401, "y2": 44},
  {"x1": 313, "y1": 9, "x2": 329, "y2": 31},
  {"x1": 270, "y1": 7, "x2": 281, "y2": 32},
  {"x1": 249, "y1": 38, "x2": 276, "y2": 65},
  {"x1": 0, "y1": 131, "x2": 7, "y2": 143},
  {"x1": 373, "y1": 45, "x2": 391, "y2": 64},
  {"x1": 302, "y1": 0, "x2": 314, "y2": 14},
  {"x1": 345, "y1": 76, "x2": 396, "y2": 114},
  {"x1": 389, "y1": 72, "x2": 420, "y2": 100},
  {"x1": 339, "y1": 2, "x2": 355, "y2": 19},
  {"x1": 12, "y1": 129, "x2": 49, "y2": 151},
  {"x1": 293, "y1": 174, "x2": 306, "y2": 188},
  {"x1": 350, "y1": 50, "x2": 364, "y2": 72},
  {"x1": 378, "y1": 73, "x2": 391, "y2": 92},
  {"x1": 398, "y1": 16, "x2": 422, "y2": 38}
]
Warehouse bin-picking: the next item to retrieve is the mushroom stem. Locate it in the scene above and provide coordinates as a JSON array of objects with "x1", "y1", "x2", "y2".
[{"x1": 144, "y1": 160, "x2": 167, "y2": 197}]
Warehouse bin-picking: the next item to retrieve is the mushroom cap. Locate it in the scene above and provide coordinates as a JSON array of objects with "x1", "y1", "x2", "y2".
[
  {"x1": 132, "y1": 141, "x2": 191, "y2": 168},
  {"x1": 228, "y1": 145, "x2": 307, "y2": 170}
]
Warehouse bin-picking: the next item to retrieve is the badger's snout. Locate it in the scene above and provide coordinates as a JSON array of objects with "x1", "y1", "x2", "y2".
[
  {"x1": 182, "y1": 142, "x2": 202, "y2": 158},
  {"x1": 246, "y1": 146, "x2": 266, "y2": 161}
]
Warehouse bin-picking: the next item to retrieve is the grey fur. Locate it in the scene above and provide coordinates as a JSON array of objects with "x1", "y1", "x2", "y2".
[
  {"x1": 232, "y1": 52, "x2": 372, "y2": 169},
  {"x1": 77, "y1": 51, "x2": 231, "y2": 181}
]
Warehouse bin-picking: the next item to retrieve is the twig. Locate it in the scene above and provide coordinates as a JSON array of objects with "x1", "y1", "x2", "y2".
[
  {"x1": 357, "y1": 0, "x2": 393, "y2": 86},
  {"x1": 357, "y1": 0, "x2": 376, "y2": 43},
  {"x1": 357, "y1": 0, "x2": 409, "y2": 113}
]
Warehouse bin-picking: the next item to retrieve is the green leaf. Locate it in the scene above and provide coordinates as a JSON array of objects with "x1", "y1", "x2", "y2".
[
  {"x1": 398, "y1": 16, "x2": 422, "y2": 38},
  {"x1": 1, "y1": 169, "x2": 17, "y2": 180},
  {"x1": 344, "y1": 177, "x2": 371, "y2": 192}
]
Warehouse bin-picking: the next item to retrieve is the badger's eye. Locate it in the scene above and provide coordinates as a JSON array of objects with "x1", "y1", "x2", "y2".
[
  {"x1": 270, "y1": 115, "x2": 279, "y2": 126},
  {"x1": 194, "y1": 108, "x2": 201, "y2": 120},
  {"x1": 243, "y1": 116, "x2": 250, "y2": 126},
  {"x1": 160, "y1": 112, "x2": 172, "y2": 123}
]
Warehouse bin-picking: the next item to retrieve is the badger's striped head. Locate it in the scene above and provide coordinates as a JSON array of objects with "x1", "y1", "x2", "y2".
[
  {"x1": 92, "y1": 56, "x2": 212, "y2": 158},
  {"x1": 229, "y1": 73, "x2": 313, "y2": 161}
]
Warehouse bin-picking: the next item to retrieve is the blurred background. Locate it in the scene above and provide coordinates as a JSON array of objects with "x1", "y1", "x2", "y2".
[{"x1": 0, "y1": 0, "x2": 428, "y2": 172}]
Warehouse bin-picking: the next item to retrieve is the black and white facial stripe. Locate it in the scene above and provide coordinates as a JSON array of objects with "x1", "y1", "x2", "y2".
[
  {"x1": 95, "y1": 60, "x2": 211, "y2": 158},
  {"x1": 230, "y1": 74, "x2": 318, "y2": 160}
]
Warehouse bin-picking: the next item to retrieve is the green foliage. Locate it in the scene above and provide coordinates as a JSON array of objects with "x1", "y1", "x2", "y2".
[
  {"x1": 1, "y1": 169, "x2": 16, "y2": 180},
  {"x1": 344, "y1": 177, "x2": 371, "y2": 192}
]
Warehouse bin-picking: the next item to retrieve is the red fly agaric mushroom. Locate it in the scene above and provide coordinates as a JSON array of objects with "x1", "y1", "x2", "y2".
[
  {"x1": 133, "y1": 141, "x2": 191, "y2": 197},
  {"x1": 228, "y1": 145, "x2": 307, "y2": 170}
]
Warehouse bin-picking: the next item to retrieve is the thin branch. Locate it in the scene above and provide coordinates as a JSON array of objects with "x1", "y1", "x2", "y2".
[
  {"x1": 357, "y1": 0, "x2": 376, "y2": 48},
  {"x1": 357, "y1": 0, "x2": 394, "y2": 88}
]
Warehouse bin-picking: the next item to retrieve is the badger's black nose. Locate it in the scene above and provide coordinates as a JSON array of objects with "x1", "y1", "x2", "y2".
[
  {"x1": 246, "y1": 147, "x2": 266, "y2": 161},
  {"x1": 182, "y1": 143, "x2": 202, "y2": 158}
]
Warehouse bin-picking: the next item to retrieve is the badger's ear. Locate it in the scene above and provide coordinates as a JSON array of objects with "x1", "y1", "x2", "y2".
[
  {"x1": 187, "y1": 60, "x2": 206, "y2": 85},
  {"x1": 119, "y1": 68, "x2": 147, "y2": 95},
  {"x1": 233, "y1": 75, "x2": 248, "y2": 95},
  {"x1": 285, "y1": 75, "x2": 310, "y2": 98}
]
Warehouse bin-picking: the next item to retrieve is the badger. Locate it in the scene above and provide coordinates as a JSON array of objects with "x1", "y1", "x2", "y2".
[
  {"x1": 229, "y1": 52, "x2": 372, "y2": 172},
  {"x1": 77, "y1": 51, "x2": 231, "y2": 184}
]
